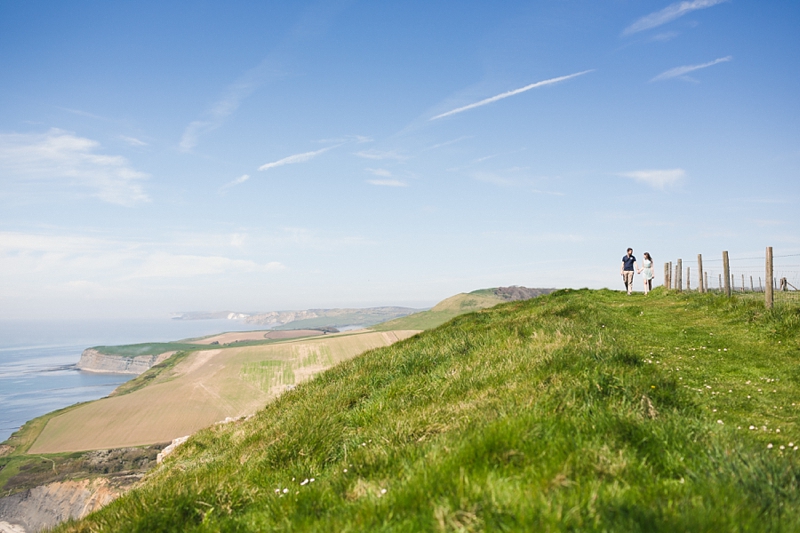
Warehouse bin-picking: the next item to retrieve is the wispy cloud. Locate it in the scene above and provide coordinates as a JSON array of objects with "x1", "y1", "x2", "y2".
[
  {"x1": 178, "y1": 4, "x2": 346, "y2": 152},
  {"x1": 59, "y1": 107, "x2": 107, "y2": 120},
  {"x1": 431, "y1": 70, "x2": 594, "y2": 120},
  {"x1": 180, "y1": 66, "x2": 272, "y2": 151},
  {"x1": 623, "y1": 0, "x2": 728, "y2": 35},
  {"x1": 128, "y1": 254, "x2": 284, "y2": 279},
  {"x1": 354, "y1": 149, "x2": 407, "y2": 161},
  {"x1": 120, "y1": 135, "x2": 148, "y2": 147},
  {"x1": 425, "y1": 136, "x2": 472, "y2": 151},
  {"x1": 220, "y1": 174, "x2": 251, "y2": 190},
  {"x1": 366, "y1": 179, "x2": 407, "y2": 187},
  {"x1": 0, "y1": 129, "x2": 149, "y2": 205},
  {"x1": 618, "y1": 169, "x2": 685, "y2": 188},
  {"x1": 650, "y1": 31, "x2": 680, "y2": 42},
  {"x1": 0, "y1": 230, "x2": 286, "y2": 282},
  {"x1": 317, "y1": 134, "x2": 373, "y2": 144},
  {"x1": 258, "y1": 145, "x2": 339, "y2": 171},
  {"x1": 473, "y1": 172, "x2": 515, "y2": 187},
  {"x1": 651, "y1": 56, "x2": 732, "y2": 81},
  {"x1": 365, "y1": 168, "x2": 392, "y2": 177}
]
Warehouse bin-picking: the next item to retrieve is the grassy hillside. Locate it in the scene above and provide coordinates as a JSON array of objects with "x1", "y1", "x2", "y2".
[
  {"x1": 273, "y1": 308, "x2": 422, "y2": 330},
  {"x1": 371, "y1": 291, "x2": 505, "y2": 331},
  {"x1": 90, "y1": 342, "x2": 202, "y2": 357},
  {"x1": 60, "y1": 289, "x2": 800, "y2": 532}
]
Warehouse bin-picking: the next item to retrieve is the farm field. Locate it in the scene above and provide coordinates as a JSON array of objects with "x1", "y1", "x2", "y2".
[
  {"x1": 27, "y1": 330, "x2": 418, "y2": 454},
  {"x1": 191, "y1": 329, "x2": 324, "y2": 345},
  {"x1": 58, "y1": 288, "x2": 800, "y2": 532}
]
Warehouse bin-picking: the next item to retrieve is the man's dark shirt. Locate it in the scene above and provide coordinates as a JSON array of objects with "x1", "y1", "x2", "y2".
[{"x1": 622, "y1": 255, "x2": 637, "y2": 271}]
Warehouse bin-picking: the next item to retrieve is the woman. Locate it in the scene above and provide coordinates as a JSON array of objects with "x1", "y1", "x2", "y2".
[{"x1": 639, "y1": 252, "x2": 654, "y2": 294}]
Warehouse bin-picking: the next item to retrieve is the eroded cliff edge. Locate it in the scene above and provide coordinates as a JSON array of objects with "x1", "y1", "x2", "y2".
[{"x1": 76, "y1": 349, "x2": 175, "y2": 374}]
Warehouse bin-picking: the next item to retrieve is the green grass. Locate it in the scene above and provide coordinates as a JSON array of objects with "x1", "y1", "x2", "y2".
[
  {"x1": 92, "y1": 334, "x2": 328, "y2": 358},
  {"x1": 108, "y1": 350, "x2": 194, "y2": 397},
  {"x1": 372, "y1": 291, "x2": 504, "y2": 331},
  {"x1": 58, "y1": 289, "x2": 800, "y2": 532},
  {"x1": 90, "y1": 343, "x2": 204, "y2": 357}
]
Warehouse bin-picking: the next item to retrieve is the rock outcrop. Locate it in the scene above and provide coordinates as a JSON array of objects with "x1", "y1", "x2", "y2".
[
  {"x1": 76, "y1": 349, "x2": 175, "y2": 374},
  {"x1": 0, "y1": 478, "x2": 119, "y2": 533}
]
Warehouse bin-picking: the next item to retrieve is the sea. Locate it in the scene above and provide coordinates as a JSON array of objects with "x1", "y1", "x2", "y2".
[{"x1": 0, "y1": 318, "x2": 264, "y2": 443}]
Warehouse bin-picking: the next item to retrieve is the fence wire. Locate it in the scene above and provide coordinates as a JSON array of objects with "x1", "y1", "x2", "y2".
[{"x1": 663, "y1": 251, "x2": 800, "y2": 306}]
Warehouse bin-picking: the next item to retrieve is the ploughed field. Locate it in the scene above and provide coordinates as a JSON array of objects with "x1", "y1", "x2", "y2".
[
  {"x1": 58, "y1": 289, "x2": 800, "y2": 532},
  {"x1": 27, "y1": 330, "x2": 418, "y2": 453}
]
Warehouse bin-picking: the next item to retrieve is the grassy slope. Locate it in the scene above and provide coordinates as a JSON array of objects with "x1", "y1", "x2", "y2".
[
  {"x1": 371, "y1": 291, "x2": 504, "y2": 331},
  {"x1": 58, "y1": 289, "x2": 800, "y2": 532},
  {"x1": 89, "y1": 343, "x2": 202, "y2": 357}
]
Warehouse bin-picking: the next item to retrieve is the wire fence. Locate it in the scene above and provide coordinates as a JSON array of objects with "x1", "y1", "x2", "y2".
[{"x1": 662, "y1": 248, "x2": 800, "y2": 307}]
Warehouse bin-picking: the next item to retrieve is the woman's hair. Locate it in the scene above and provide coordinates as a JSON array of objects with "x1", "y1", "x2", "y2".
[{"x1": 644, "y1": 252, "x2": 652, "y2": 261}]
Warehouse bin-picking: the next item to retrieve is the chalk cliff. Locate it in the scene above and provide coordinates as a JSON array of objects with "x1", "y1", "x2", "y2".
[
  {"x1": 76, "y1": 349, "x2": 175, "y2": 374},
  {"x1": 0, "y1": 478, "x2": 119, "y2": 533}
]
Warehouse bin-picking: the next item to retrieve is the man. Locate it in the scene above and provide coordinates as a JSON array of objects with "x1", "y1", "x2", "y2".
[{"x1": 620, "y1": 248, "x2": 638, "y2": 295}]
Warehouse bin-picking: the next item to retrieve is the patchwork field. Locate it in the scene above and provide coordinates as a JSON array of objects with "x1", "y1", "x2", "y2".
[{"x1": 28, "y1": 330, "x2": 418, "y2": 454}]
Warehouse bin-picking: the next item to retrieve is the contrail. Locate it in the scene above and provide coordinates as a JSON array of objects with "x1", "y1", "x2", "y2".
[{"x1": 430, "y1": 70, "x2": 594, "y2": 121}]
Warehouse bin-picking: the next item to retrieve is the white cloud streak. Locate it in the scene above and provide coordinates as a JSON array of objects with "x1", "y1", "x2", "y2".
[
  {"x1": 258, "y1": 144, "x2": 339, "y2": 171},
  {"x1": 180, "y1": 71, "x2": 266, "y2": 151},
  {"x1": 366, "y1": 179, "x2": 407, "y2": 187},
  {"x1": 221, "y1": 174, "x2": 251, "y2": 190},
  {"x1": 120, "y1": 135, "x2": 148, "y2": 146},
  {"x1": 618, "y1": 169, "x2": 685, "y2": 189},
  {"x1": 623, "y1": 0, "x2": 728, "y2": 35},
  {"x1": 650, "y1": 56, "x2": 732, "y2": 81},
  {"x1": 365, "y1": 168, "x2": 392, "y2": 177},
  {"x1": 430, "y1": 70, "x2": 594, "y2": 120},
  {"x1": 0, "y1": 231, "x2": 286, "y2": 281},
  {"x1": 354, "y1": 149, "x2": 407, "y2": 161},
  {"x1": 0, "y1": 129, "x2": 149, "y2": 205},
  {"x1": 178, "y1": 4, "x2": 347, "y2": 151}
]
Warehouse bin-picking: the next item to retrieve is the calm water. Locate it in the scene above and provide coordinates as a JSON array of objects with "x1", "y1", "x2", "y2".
[{"x1": 0, "y1": 318, "x2": 264, "y2": 443}]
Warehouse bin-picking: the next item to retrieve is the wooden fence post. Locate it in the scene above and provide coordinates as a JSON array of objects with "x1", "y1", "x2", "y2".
[
  {"x1": 718, "y1": 274, "x2": 722, "y2": 290},
  {"x1": 741, "y1": 274, "x2": 745, "y2": 293},
  {"x1": 667, "y1": 261, "x2": 675, "y2": 289},
  {"x1": 697, "y1": 254, "x2": 704, "y2": 293},
  {"x1": 722, "y1": 251, "x2": 731, "y2": 297},
  {"x1": 705, "y1": 271, "x2": 708, "y2": 292},
  {"x1": 676, "y1": 259, "x2": 682, "y2": 291},
  {"x1": 766, "y1": 246, "x2": 773, "y2": 309},
  {"x1": 687, "y1": 267, "x2": 691, "y2": 291},
  {"x1": 750, "y1": 276, "x2": 754, "y2": 292},
  {"x1": 664, "y1": 263, "x2": 670, "y2": 289}
]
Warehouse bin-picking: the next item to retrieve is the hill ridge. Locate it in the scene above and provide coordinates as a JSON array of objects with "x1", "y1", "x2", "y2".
[{"x1": 56, "y1": 289, "x2": 800, "y2": 532}]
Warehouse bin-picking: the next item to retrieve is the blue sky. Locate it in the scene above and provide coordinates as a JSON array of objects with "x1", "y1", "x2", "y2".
[{"x1": 1, "y1": 0, "x2": 798, "y2": 319}]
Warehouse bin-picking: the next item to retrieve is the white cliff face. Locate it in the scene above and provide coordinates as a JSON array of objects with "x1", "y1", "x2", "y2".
[
  {"x1": 76, "y1": 349, "x2": 176, "y2": 374},
  {"x1": 0, "y1": 479, "x2": 119, "y2": 533},
  {"x1": 244, "y1": 310, "x2": 320, "y2": 327}
]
